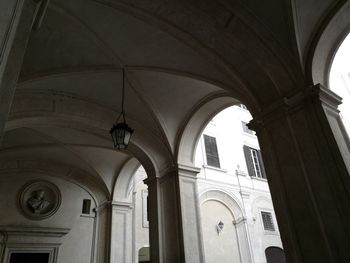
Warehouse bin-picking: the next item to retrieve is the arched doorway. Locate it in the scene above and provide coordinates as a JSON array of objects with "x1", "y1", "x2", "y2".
[
  {"x1": 138, "y1": 246, "x2": 150, "y2": 263},
  {"x1": 265, "y1": 247, "x2": 286, "y2": 263}
]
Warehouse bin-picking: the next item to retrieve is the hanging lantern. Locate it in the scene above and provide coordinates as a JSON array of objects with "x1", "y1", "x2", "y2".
[
  {"x1": 110, "y1": 69, "x2": 134, "y2": 149},
  {"x1": 110, "y1": 122, "x2": 134, "y2": 149}
]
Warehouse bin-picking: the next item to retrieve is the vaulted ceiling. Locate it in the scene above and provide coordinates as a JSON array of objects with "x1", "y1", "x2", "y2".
[{"x1": 2, "y1": 0, "x2": 349, "y2": 201}]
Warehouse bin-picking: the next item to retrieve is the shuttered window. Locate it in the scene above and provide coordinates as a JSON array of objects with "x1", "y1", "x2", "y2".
[
  {"x1": 243, "y1": 145, "x2": 266, "y2": 178},
  {"x1": 261, "y1": 211, "x2": 275, "y2": 231},
  {"x1": 250, "y1": 148, "x2": 262, "y2": 177},
  {"x1": 204, "y1": 135, "x2": 220, "y2": 168}
]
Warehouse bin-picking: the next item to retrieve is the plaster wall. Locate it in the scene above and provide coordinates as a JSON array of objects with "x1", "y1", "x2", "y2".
[
  {"x1": 201, "y1": 200, "x2": 241, "y2": 263},
  {"x1": 0, "y1": 172, "x2": 97, "y2": 263}
]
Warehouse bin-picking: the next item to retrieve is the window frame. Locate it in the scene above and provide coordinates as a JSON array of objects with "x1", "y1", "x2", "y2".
[
  {"x1": 203, "y1": 134, "x2": 221, "y2": 168},
  {"x1": 243, "y1": 145, "x2": 266, "y2": 179},
  {"x1": 250, "y1": 148, "x2": 263, "y2": 178},
  {"x1": 261, "y1": 210, "x2": 276, "y2": 232}
]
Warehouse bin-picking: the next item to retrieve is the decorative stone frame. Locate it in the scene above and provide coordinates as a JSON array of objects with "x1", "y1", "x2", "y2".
[
  {"x1": 257, "y1": 208, "x2": 279, "y2": 236},
  {"x1": 199, "y1": 189, "x2": 254, "y2": 262},
  {"x1": 18, "y1": 180, "x2": 61, "y2": 220},
  {"x1": 0, "y1": 226, "x2": 69, "y2": 263},
  {"x1": 3, "y1": 244, "x2": 59, "y2": 263}
]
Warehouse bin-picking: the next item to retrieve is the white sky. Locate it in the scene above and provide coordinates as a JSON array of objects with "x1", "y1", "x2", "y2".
[{"x1": 330, "y1": 34, "x2": 350, "y2": 134}]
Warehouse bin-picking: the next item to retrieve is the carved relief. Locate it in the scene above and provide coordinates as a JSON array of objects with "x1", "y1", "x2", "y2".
[{"x1": 19, "y1": 181, "x2": 61, "y2": 220}]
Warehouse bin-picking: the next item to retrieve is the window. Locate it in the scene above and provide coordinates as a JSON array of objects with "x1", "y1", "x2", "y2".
[
  {"x1": 241, "y1": 121, "x2": 254, "y2": 135},
  {"x1": 261, "y1": 211, "x2": 275, "y2": 231},
  {"x1": 250, "y1": 148, "x2": 262, "y2": 177},
  {"x1": 243, "y1": 145, "x2": 266, "y2": 178},
  {"x1": 82, "y1": 199, "x2": 91, "y2": 214},
  {"x1": 204, "y1": 135, "x2": 220, "y2": 168}
]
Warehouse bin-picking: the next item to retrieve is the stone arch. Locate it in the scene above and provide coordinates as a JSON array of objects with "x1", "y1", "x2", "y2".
[
  {"x1": 309, "y1": 1, "x2": 350, "y2": 87},
  {"x1": 199, "y1": 189, "x2": 244, "y2": 220},
  {"x1": 199, "y1": 189, "x2": 254, "y2": 263},
  {"x1": 111, "y1": 157, "x2": 141, "y2": 203},
  {"x1": 177, "y1": 95, "x2": 241, "y2": 166}
]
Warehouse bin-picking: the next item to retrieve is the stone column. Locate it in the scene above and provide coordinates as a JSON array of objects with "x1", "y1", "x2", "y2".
[
  {"x1": 95, "y1": 202, "x2": 112, "y2": 263},
  {"x1": 249, "y1": 85, "x2": 350, "y2": 263},
  {"x1": 144, "y1": 165, "x2": 205, "y2": 263},
  {"x1": 0, "y1": 0, "x2": 47, "y2": 142},
  {"x1": 110, "y1": 201, "x2": 133, "y2": 263}
]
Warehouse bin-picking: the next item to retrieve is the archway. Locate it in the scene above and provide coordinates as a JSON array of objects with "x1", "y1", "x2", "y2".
[
  {"x1": 138, "y1": 247, "x2": 150, "y2": 263},
  {"x1": 199, "y1": 190, "x2": 248, "y2": 263},
  {"x1": 329, "y1": 33, "x2": 350, "y2": 136},
  {"x1": 265, "y1": 247, "x2": 286, "y2": 263}
]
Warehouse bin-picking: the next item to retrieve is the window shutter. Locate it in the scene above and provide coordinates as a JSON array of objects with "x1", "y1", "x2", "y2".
[
  {"x1": 243, "y1": 145, "x2": 255, "y2": 177},
  {"x1": 258, "y1": 150, "x2": 267, "y2": 179},
  {"x1": 204, "y1": 135, "x2": 220, "y2": 168},
  {"x1": 261, "y1": 211, "x2": 275, "y2": 231}
]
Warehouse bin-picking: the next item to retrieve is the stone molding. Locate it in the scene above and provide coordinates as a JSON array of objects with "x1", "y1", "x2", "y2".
[
  {"x1": 249, "y1": 84, "x2": 342, "y2": 130},
  {"x1": 0, "y1": 226, "x2": 70, "y2": 237},
  {"x1": 232, "y1": 216, "x2": 247, "y2": 226},
  {"x1": 111, "y1": 201, "x2": 133, "y2": 210},
  {"x1": 0, "y1": 226, "x2": 68, "y2": 263},
  {"x1": 144, "y1": 164, "x2": 201, "y2": 186}
]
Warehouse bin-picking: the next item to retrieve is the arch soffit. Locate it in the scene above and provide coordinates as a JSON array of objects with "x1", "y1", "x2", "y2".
[
  {"x1": 0, "y1": 159, "x2": 108, "y2": 204},
  {"x1": 112, "y1": 157, "x2": 140, "y2": 202},
  {"x1": 199, "y1": 189, "x2": 243, "y2": 219},
  {"x1": 177, "y1": 94, "x2": 240, "y2": 166},
  {"x1": 307, "y1": 1, "x2": 350, "y2": 86}
]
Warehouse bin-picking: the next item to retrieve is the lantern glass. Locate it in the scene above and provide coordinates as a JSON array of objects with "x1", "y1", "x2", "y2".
[{"x1": 110, "y1": 122, "x2": 134, "y2": 149}]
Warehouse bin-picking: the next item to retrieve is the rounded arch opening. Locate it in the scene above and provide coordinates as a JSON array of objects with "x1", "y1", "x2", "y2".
[
  {"x1": 177, "y1": 95, "x2": 241, "y2": 166},
  {"x1": 329, "y1": 33, "x2": 350, "y2": 136},
  {"x1": 199, "y1": 190, "x2": 244, "y2": 263},
  {"x1": 265, "y1": 246, "x2": 286, "y2": 263},
  {"x1": 311, "y1": 1, "x2": 350, "y2": 87}
]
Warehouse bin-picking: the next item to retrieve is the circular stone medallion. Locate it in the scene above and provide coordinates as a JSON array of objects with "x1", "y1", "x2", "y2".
[{"x1": 19, "y1": 180, "x2": 61, "y2": 220}]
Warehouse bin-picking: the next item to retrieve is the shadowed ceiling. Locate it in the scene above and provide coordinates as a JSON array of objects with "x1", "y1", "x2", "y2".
[{"x1": 2, "y1": 0, "x2": 347, "y2": 199}]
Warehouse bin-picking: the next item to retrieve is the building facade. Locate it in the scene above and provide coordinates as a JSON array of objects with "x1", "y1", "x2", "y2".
[{"x1": 132, "y1": 105, "x2": 283, "y2": 263}]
